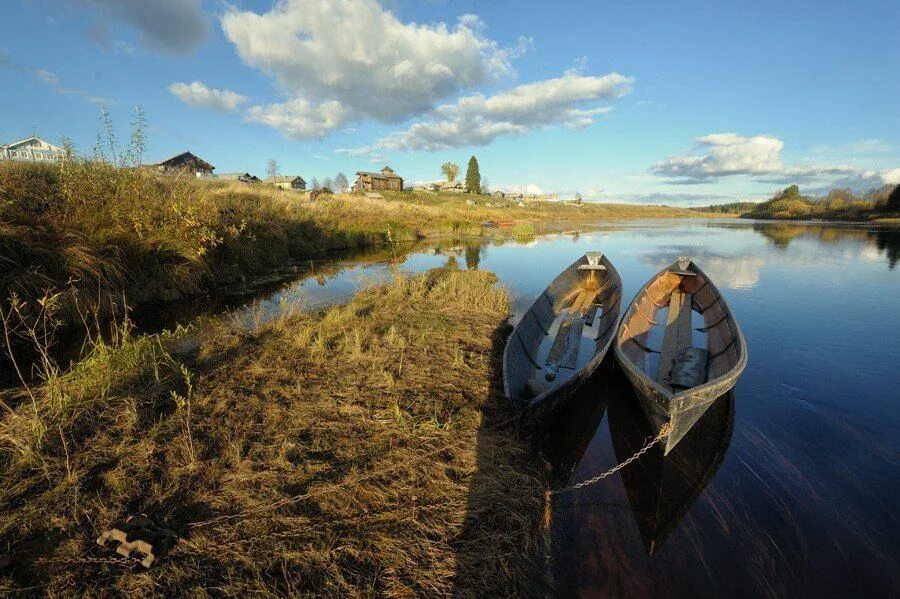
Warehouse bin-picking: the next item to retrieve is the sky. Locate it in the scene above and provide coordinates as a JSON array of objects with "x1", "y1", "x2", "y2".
[{"x1": 1, "y1": 0, "x2": 898, "y2": 204}]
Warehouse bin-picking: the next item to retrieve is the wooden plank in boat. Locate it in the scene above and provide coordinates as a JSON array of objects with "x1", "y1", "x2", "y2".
[
  {"x1": 545, "y1": 318, "x2": 585, "y2": 374},
  {"x1": 585, "y1": 304, "x2": 601, "y2": 327},
  {"x1": 571, "y1": 288, "x2": 600, "y2": 315},
  {"x1": 657, "y1": 290, "x2": 693, "y2": 388}
]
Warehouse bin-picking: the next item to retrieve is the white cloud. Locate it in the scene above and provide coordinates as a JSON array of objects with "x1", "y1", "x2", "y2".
[
  {"x1": 36, "y1": 69, "x2": 59, "y2": 84},
  {"x1": 881, "y1": 168, "x2": 900, "y2": 185},
  {"x1": 169, "y1": 81, "x2": 248, "y2": 113},
  {"x1": 379, "y1": 72, "x2": 632, "y2": 151},
  {"x1": 78, "y1": 0, "x2": 208, "y2": 54},
  {"x1": 221, "y1": 0, "x2": 524, "y2": 138},
  {"x1": 651, "y1": 132, "x2": 900, "y2": 190},
  {"x1": 498, "y1": 183, "x2": 544, "y2": 195},
  {"x1": 650, "y1": 133, "x2": 784, "y2": 182},
  {"x1": 244, "y1": 99, "x2": 349, "y2": 139}
]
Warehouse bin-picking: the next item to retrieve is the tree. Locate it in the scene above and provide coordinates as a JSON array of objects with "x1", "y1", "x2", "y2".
[
  {"x1": 266, "y1": 159, "x2": 279, "y2": 179},
  {"x1": 465, "y1": 156, "x2": 480, "y2": 194},
  {"x1": 335, "y1": 172, "x2": 349, "y2": 193},
  {"x1": 781, "y1": 184, "x2": 801, "y2": 200},
  {"x1": 888, "y1": 185, "x2": 900, "y2": 211},
  {"x1": 322, "y1": 177, "x2": 334, "y2": 191},
  {"x1": 480, "y1": 177, "x2": 490, "y2": 194},
  {"x1": 574, "y1": 192, "x2": 583, "y2": 204},
  {"x1": 441, "y1": 162, "x2": 460, "y2": 182},
  {"x1": 311, "y1": 177, "x2": 320, "y2": 190}
]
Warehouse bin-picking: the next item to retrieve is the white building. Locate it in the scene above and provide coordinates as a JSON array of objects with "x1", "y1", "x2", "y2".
[{"x1": 1, "y1": 136, "x2": 66, "y2": 162}]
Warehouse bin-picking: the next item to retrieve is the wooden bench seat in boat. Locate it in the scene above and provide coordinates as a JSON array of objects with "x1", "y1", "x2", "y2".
[
  {"x1": 657, "y1": 289, "x2": 694, "y2": 390},
  {"x1": 545, "y1": 318, "x2": 585, "y2": 381}
]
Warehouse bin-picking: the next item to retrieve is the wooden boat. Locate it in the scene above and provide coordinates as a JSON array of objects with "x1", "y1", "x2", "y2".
[
  {"x1": 609, "y1": 387, "x2": 734, "y2": 555},
  {"x1": 503, "y1": 252, "x2": 622, "y2": 430},
  {"x1": 614, "y1": 257, "x2": 747, "y2": 454}
]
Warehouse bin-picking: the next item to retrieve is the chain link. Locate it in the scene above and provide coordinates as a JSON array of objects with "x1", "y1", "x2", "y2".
[{"x1": 549, "y1": 423, "x2": 670, "y2": 495}]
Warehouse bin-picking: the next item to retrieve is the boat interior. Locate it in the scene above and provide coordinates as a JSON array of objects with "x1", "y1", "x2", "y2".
[
  {"x1": 617, "y1": 258, "x2": 742, "y2": 394},
  {"x1": 506, "y1": 253, "x2": 621, "y2": 403}
]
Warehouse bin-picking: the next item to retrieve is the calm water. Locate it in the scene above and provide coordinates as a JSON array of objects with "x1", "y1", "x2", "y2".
[{"x1": 145, "y1": 219, "x2": 900, "y2": 595}]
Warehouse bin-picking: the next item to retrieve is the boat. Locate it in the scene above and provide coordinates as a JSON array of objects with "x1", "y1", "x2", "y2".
[
  {"x1": 614, "y1": 257, "x2": 747, "y2": 454},
  {"x1": 608, "y1": 386, "x2": 734, "y2": 555},
  {"x1": 503, "y1": 252, "x2": 622, "y2": 430}
]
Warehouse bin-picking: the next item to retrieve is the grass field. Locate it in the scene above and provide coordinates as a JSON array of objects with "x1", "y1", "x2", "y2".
[
  {"x1": 0, "y1": 267, "x2": 551, "y2": 596},
  {"x1": 0, "y1": 160, "x2": 713, "y2": 327}
]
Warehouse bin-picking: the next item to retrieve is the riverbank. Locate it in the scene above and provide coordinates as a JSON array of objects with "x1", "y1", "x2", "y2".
[
  {"x1": 0, "y1": 267, "x2": 550, "y2": 595},
  {"x1": 0, "y1": 160, "x2": 712, "y2": 327}
]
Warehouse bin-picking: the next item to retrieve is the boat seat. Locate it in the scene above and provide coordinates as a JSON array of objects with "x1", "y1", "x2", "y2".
[
  {"x1": 577, "y1": 264, "x2": 607, "y2": 271},
  {"x1": 657, "y1": 290, "x2": 693, "y2": 389},
  {"x1": 670, "y1": 347, "x2": 708, "y2": 389},
  {"x1": 545, "y1": 318, "x2": 584, "y2": 381}
]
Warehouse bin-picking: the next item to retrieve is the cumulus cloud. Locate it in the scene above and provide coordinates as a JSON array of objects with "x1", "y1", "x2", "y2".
[
  {"x1": 244, "y1": 99, "x2": 349, "y2": 139},
  {"x1": 380, "y1": 72, "x2": 632, "y2": 151},
  {"x1": 650, "y1": 133, "x2": 784, "y2": 182},
  {"x1": 498, "y1": 183, "x2": 545, "y2": 195},
  {"x1": 79, "y1": 0, "x2": 208, "y2": 54},
  {"x1": 169, "y1": 81, "x2": 248, "y2": 113},
  {"x1": 221, "y1": 0, "x2": 524, "y2": 137},
  {"x1": 651, "y1": 132, "x2": 900, "y2": 190}
]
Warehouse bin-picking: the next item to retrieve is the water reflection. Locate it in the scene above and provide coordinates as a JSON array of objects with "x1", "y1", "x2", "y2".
[{"x1": 608, "y1": 389, "x2": 733, "y2": 556}]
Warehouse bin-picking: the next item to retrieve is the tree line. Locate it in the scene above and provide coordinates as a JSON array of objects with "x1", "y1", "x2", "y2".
[{"x1": 266, "y1": 158, "x2": 349, "y2": 192}]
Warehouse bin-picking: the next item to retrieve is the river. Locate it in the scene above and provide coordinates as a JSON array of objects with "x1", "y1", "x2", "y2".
[{"x1": 47, "y1": 219, "x2": 900, "y2": 594}]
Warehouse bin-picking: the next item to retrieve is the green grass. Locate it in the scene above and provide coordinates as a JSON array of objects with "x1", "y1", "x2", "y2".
[{"x1": 0, "y1": 267, "x2": 550, "y2": 596}]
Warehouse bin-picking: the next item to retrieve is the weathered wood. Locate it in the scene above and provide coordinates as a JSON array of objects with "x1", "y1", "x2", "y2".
[
  {"x1": 570, "y1": 287, "x2": 600, "y2": 315},
  {"x1": 657, "y1": 290, "x2": 693, "y2": 388},
  {"x1": 503, "y1": 253, "x2": 622, "y2": 432},
  {"x1": 585, "y1": 304, "x2": 601, "y2": 327},
  {"x1": 614, "y1": 258, "x2": 747, "y2": 454}
]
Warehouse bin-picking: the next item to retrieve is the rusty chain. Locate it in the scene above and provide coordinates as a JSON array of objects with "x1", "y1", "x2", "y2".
[{"x1": 549, "y1": 423, "x2": 670, "y2": 495}]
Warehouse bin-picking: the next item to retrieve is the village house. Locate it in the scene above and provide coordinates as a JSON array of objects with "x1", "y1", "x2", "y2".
[
  {"x1": 212, "y1": 172, "x2": 260, "y2": 183},
  {"x1": 155, "y1": 151, "x2": 214, "y2": 177},
  {"x1": 1, "y1": 136, "x2": 66, "y2": 162},
  {"x1": 354, "y1": 166, "x2": 403, "y2": 192},
  {"x1": 264, "y1": 175, "x2": 307, "y2": 191}
]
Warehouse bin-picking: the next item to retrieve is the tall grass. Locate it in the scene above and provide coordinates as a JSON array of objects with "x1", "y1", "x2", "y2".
[{"x1": 0, "y1": 267, "x2": 548, "y2": 596}]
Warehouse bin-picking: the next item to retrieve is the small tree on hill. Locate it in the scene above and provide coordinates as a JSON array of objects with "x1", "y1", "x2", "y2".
[
  {"x1": 781, "y1": 184, "x2": 801, "y2": 200},
  {"x1": 311, "y1": 177, "x2": 320, "y2": 190},
  {"x1": 266, "y1": 159, "x2": 279, "y2": 179},
  {"x1": 465, "y1": 156, "x2": 480, "y2": 194},
  {"x1": 322, "y1": 177, "x2": 334, "y2": 191},
  {"x1": 335, "y1": 172, "x2": 349, "y2": 193},
  {"x1": 888, "y1": 185, "x2": 900, "y2": 212},
  {"x1": 441, "y1": 162, "x2": 460, "y2": 182}
]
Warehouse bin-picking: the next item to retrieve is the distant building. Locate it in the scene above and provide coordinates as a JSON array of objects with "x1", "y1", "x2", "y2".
[
  {"x1": 1, "y1": 136, "x2": 66, "y2": 162},
  {"x1": 264, "y1": 175, "x2": 306, "y2": 190},
  {"x1": 491, "y1": 191, "x2": 506, "y2": 199},
  {"x1": 354, "y1": 166, "x2": 403, "y2": 192},
  {"x1": 155, "y1": 151, "x2": 214, "y2": 176},
  {"x1": 212, "y1": 172, "x2": 260, "y2": 183}
]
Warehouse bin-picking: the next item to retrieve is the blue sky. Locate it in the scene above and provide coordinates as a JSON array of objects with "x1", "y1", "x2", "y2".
[{"x1": 1, "y1": 0, "x2": 898, "y2": 204}]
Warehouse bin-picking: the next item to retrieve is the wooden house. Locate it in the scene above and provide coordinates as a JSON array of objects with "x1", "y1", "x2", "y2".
[
  {"x1": 1, "y1": 136, "x2": 66, "y2": 162},
  {"x1": 354, "y1": 166, "x2": 403, "y2": 192},
  {"x1": 155, "y1": 151, "x2": 214, "y2": 176},
  {"x1": 264, "y1": 175, "x2": 307, "y2": 191},
  {"x1": 213, "y1": 172, "x2": 260, "y2": 183}
]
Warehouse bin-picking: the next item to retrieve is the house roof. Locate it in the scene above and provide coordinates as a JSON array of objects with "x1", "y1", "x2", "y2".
[
  {"x1": 356, "y1": 168, "x2": 402, "y2": 180},
  {"x1": 156, "y1": 151, "x2": 214, "y2": 170},
  {"x1": 2, "y1": 136, "x2": 64, "y2": 151},
  {"x1": 264, "y1": 175, "x2": 305, "y2": 183}
]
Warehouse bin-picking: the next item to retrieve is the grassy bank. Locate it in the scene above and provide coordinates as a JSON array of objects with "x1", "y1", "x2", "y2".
[
  {"x1": 0, "y1": 267, "x2": 550, "y2": 596},
  {"x1": 0, "y1": 160, "x2": 710, "y2": 324}
]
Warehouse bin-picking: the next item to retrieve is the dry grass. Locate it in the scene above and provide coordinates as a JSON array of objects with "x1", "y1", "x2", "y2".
[
  {"x1": 0, "y1": 160, "x2": 705, "y2": 328},
  {"x1": 0, "y1": 267, "x2": 550, "y2": 597}
]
